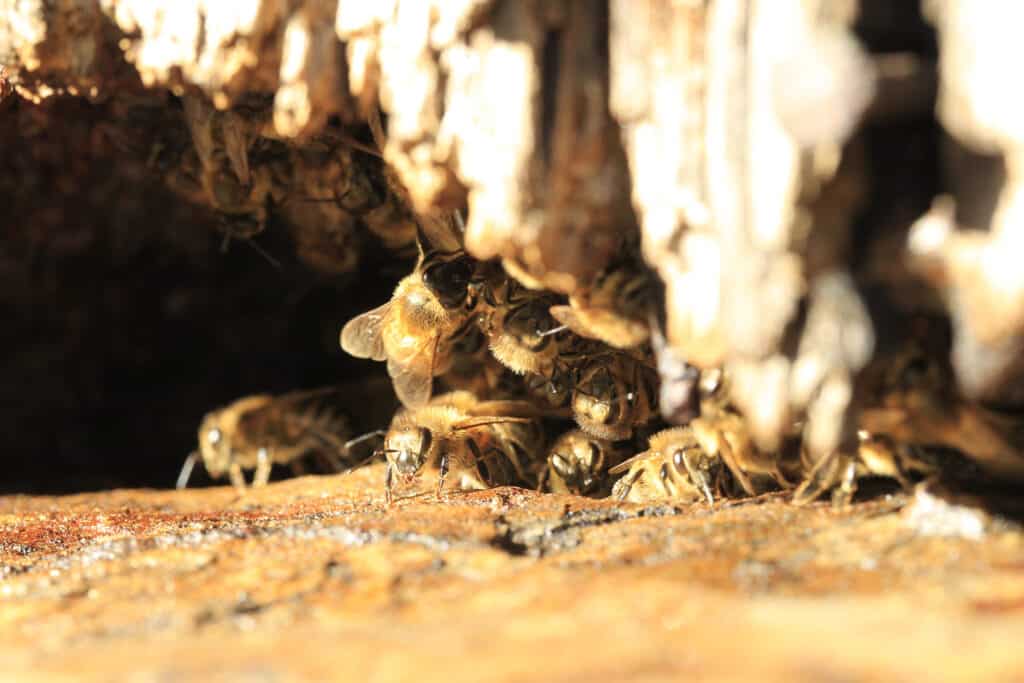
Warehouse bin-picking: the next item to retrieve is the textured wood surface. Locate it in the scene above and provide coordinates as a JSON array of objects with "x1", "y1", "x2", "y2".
[{"x1": 1, "y1": 469, "x2": 1022, "y2": 681}]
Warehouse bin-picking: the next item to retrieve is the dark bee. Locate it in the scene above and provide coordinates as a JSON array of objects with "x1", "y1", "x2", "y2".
[
  {"x1": 572, "y1": 354, "x2": 659, "y2": 440},
  {"x1": 178, "y1": 387, "x2": 360, "y2": 491},
  {"x1": 542, "y1": 429, "x2": 627, "y2": 496}
]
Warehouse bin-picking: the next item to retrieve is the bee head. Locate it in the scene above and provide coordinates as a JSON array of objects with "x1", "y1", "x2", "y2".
[
  {"x1": 197, "y1": 414, "x2": 232, "y2": 477},
  {"x1": 386, "y1": 426, "x2": 434, "y2": 478},
  {"x1": 505, "y1": 300, "x2": 556, "y2": 351},
  {"x1": 573, "y1": 367, "x2": 618, "y2": 424},
  {"x1": 550, "y1": 436, "x2": 603, "y2": 494},
  {"x1": 421, "y1": 254, "x2": 473, "y2": 310}
]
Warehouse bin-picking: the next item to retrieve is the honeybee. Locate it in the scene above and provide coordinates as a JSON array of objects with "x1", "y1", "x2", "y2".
[
  {"x1": 548, "y1": 258, "x2": 653, "y2": 350},
  {"x1": 379, "y1": 391, "x2": 544, "y2": 503},
  {"x1": 436, "y1": 326, "x2": 513, "y2": 397},
  {"x1": 609, "y1": 370, "x2": 791, "y2": 503},
  {"x1": 541, "y1": 430, "x2": 627, "y2": 496},
  {"x1": 572, "y1": 354, "x2": 659, "y2": 440},
  {"x1": 177, "y1": 387, "x2": 362, "y2": 491},
  {"x1": 791, "y1": 430, "x2": 938, "y2": 506},
  {"x1": 791, "y1": 336, "x2": 1014, "y2": 505},
  {"x1": 340, "y1": 212, "x2": 477, "y2": 407},
  {"x1": 475, "y1": 276, "x2": 567, "y2": 377}
]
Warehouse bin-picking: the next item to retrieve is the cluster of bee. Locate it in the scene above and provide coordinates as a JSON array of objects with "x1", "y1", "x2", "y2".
[
  {"x1": 176, "y1": 202, "x2": 946, "y2": 508},
  {"x1": 151, "y1": 94, "x2": 417, "y2": 275},
  {"x1": 173, "y1": 110, "x2": 960, "y2": 507}
]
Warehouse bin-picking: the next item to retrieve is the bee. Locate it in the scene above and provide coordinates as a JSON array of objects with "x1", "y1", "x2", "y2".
[
  {"x1": 571, "y1": 353, "x2": 659, "y2": 440},
  {"x1": 340, "y1": 212, "x2": 477, "y2": 408},
  {"x1": 541, "y1": 430, "x2": 627, "y2": 497},
  {"x1": 475, "y1": 275, "x2": 568, "y2": 377},
  {"x1": 791, "y1": 430, "x2": 938, "y2": 506},
  {"x1": 379, "y1": 391, "x2": 544, "y2": 503},
  {"x1": 791, "y1": 338, "x2": 1008, "y2": 505},
  {"x1": 436, "y1": 326, "x2": 512, "y2": 397},
  {"x1": 610, "y1": 370, "x2": 791, "y2": 503},
  {"x1": 177, "y1": 387, "x2": 365, "y2": 491},
  {"x1": 548, "y1": 258, "x2": 653, "y2": 350}
]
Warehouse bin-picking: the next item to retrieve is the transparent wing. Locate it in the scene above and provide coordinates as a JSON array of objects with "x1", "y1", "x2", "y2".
[
  {"x1": 341, "y1": 303, "x2": 390, "y2": 360},
  {"x1": 549, "y1": 304, "x2": 586, "y2": 334},
  {"x1": 464, "y1": 399, "x2": 542, "y2": 419},
  {"x1": 418, "y1": 210, "x2": 464, "y2": 254},
  {"x1": 607, "y1": 450, "x2": 652, "y2": 476},
  {"x1": 388, "y1": 356, "x2": 434, "y2": 409},
  {"x1": 550, "y1": 304, "x2": 648, "y2": 349},
  {"x1": 451, "y1": 416, "x2": 532, "y2": 432}
]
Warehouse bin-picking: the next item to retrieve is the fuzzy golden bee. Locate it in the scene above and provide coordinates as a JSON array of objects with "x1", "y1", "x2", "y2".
[
  {"x1": 474, "y1": 275, "x2": 568, "y2": 377},
  {"x1": 571, "y1": 353, "x2": 659, "y2": 440},
  {"x1": 548, "y1": 257, "x2": 653, "y2": 350},
  {"x1": 792, "y1": 430, "x2": 937, "y2": 506},
  {"x1": 541, "y1": 429, "x2": 627, "y2": 496},
  {"x1": 791, "y1": 344, "x2": 956, "y2": 505},
  {"x1": 379, "y1": 391, "x2": 544, "y2": 503},
  {"x1": 610, "y1": 370, "x2": 790, "y2": 503},
  {"x1": 178, "y1": 387, "x2": 358, "y2": 491},
  {"x1": 341, "y1": 213, "x2": 477, "y2": 408}
]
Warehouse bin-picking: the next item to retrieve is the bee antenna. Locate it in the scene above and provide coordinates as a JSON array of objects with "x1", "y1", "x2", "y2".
[
  {"x1": 244, "y1": 239, "x2": 283, "y2": 271},
  {"x1": 343, "y1": 430, "x2": 387, "y2": 450},
  {"x1": 338, "y1": 132, "x2": 383, "y2": 159},
  {"x1": 348, "y1": 448, "x2": 389, "y2": 471},
  {"x1": 176, "y1": 452, "x2": 199, "y2": 490},
  {"x1": 220, "y1": 230, "x2": 233, "y2": 254},
  {"x1": 538, "y1": 325, "x2": 569, "y2": 338}
]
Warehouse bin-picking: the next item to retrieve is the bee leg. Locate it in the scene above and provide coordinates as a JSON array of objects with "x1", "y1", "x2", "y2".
[
  {"x1": 176, "y1": 452, "x2": 199, "y2": 490},
  {"x1": 254, "y1": 447, "x2": 272, "y2": 487},
  {"x1": 681, "y1": 452, "x2": 714, "y2": 504},
  {"x1": 229, "y1": 462, "x2": 248, "y2": 493},
  {"x1": 536, "y1": 467, "x2": 549, "y2": 493},
  {"x1": 436, "y1": 451, "x2": 450, "y2": 500},
  {"x1": 614, "y1": 469, "x2": 641, "y2": 502},
  {"x1": 831, "y1": 455, "x2": 858, "y2": 508},
  {"x1": 793, "y1": 450, "x2": 841, "y2": 505},
  {"x1": 384, "y1": 463, "x2": 394, "y2": 506},
  {"x1": 709, "y1": 428, "x2": 758, "y2": 497}
]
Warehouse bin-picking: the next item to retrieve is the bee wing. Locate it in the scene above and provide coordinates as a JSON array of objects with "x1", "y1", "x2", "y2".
[
  {"x1": 418, "y1": 210, "x2": 464, "y2": 254},
  {"x1": 341, "y1": 303, "x2": 390, "y2": 361},
  {"x1": 276, "y1": 386, "x2": 343, "y2": 405},
  {"x1": 549, "y1": 304, "x2": 587, "y2": 335},
  {"x1": 464, "y1": 399, "x2": 543, "y2": 419},
  {"x1": 550, "y1": 305, "x2": 649, "y2": 349},
  {"x1": 387, "y1": 355, "x2": 434, "y2": 409},
  {"x1": 451, "y1": 416, "x2": 533, "y2": 432},
  {"x1": 607, "y1": 450, "x2": 652, "y2": 476}
]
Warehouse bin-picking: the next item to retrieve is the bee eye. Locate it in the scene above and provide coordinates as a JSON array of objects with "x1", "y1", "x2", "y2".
[
  {"x1": 672, "y1": 450, "x2": 685, "y2": 471},
  {"x1": 207, "y1": 428, "x2": 222, "y2": 445},
  {"x1": 422, "y1": 257, "x2": 472, "y2": 309},
  {"x1": 587, "y1": 441, "x2": 602, "y2": 466},
  {"x1": 551, "y1": 453, "x2": 573, "y2": 477},
  {"x1": 659, "y1": 462, "x2": 671, "y2": 483}
]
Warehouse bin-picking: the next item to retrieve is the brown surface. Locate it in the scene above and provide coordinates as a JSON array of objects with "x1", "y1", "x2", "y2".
[{"x1": 1, "y1": 467, "x2": 1023, "y2": 682}]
